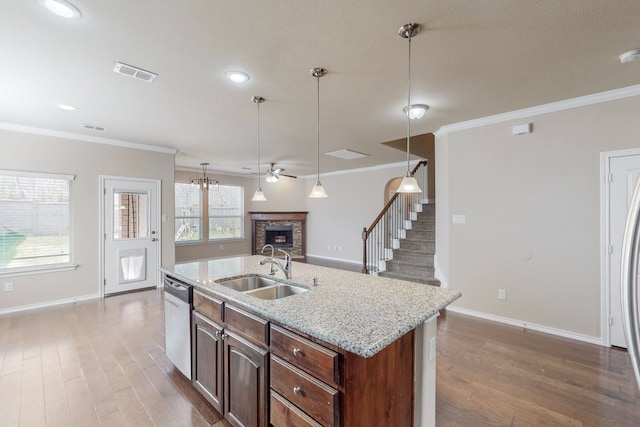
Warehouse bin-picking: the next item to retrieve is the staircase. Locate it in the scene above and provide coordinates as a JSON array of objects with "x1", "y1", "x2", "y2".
[{"x1": 378, "y1": 203, "x2": 440, "y2": 286}]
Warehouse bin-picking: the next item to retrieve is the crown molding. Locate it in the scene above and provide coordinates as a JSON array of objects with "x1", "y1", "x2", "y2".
[
  {"x1": 0, "y1": 122, "x2": 178, "y2": 155},
  {"x1": 434, "y1": 84, "x2": 640, "y2": 137}
]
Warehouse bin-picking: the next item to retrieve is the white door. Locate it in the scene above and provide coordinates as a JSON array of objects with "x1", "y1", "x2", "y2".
[
  {"x1": 102, "y1": 177, "x2": 160, "y2": 295},
  {"x1": 608, "y1": 155, "x2": 640, "y2": 347}
]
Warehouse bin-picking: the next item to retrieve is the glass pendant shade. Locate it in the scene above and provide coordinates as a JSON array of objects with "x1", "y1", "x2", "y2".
[
  {"x1": 251, "y1": 189, "x2": 267, "y2": 201},
  {"x1": 265, "y1": 174, "x2": 278, "y2": 183},
  {"x1": 252, "y1": 96, "x2": 267, "y2": 201},
  {"x1": 309, "y1": 181, "x2": 328, "y2": 198},
  {"x1": 309, "y1": 68, "x2": 328, "y2": 198},
  {"x1": 397, "y1": 174, "x2": 422, "y2": 193},
  {"x1": 397, "y1": 23, "x2": 423, "y2": 194}
]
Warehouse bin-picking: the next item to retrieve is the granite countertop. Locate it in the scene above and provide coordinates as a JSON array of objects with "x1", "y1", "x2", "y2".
[{"x1": 161, "y1": 255, "x2": 461, "y2": 358}]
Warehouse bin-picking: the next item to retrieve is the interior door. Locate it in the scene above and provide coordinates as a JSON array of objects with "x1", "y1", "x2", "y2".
[
  {"x1": 609, "y1": 155, "x2": 640, "y2": 347},
  {"x1": 102, "y1": 177, "x2": 160, "y2": 295}
]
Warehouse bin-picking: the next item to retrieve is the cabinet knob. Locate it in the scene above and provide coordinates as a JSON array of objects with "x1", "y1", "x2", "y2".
[
  {"x1": 292, "y1": 348, "x2": 302, "y2": 356},
  {"x1": 215, "y1": 330, "x2": 221, "y2": 337},
  {"x1": 293, "y1": 386, "x2": 302, "y2": 395},
  {"x1": 221, "y1": 333, "x2": 228, "y2": 340}
]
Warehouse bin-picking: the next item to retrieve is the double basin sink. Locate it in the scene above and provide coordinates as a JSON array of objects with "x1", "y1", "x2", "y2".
[{"x1": 215, "y1": 274, "x2": 308, "y2": 300}]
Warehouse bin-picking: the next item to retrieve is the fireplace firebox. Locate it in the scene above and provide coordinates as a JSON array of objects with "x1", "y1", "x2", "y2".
[
  {"x1": 265, "y1": 225, "x2": 293, "y2": 248},
  {"x1": 249, "y1": 212, "x2": 308, "y2": 261}
]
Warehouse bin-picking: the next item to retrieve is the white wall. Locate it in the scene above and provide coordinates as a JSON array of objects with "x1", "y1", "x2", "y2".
[
  {"x1": 305, "y1": 164, "x2": 407, "y2": 264},
  {"x1": 436, "y1": 95, "x2": 640, "y2": 339},
  {"x1": 0, "y1": 129, "x2": 175, "y2": 312}
]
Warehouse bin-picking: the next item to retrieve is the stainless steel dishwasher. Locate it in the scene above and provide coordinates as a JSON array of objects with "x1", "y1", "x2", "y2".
[{"x1": 164, "y1": 275, "x2": 193, "y2": 379}]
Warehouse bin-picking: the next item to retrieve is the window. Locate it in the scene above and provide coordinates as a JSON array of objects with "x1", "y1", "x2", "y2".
[
  {"x1": 0, "y1": 170, "x2": 74, "y2": 274},
  {"x1": 209, "y1": 185, "x2": 243, "y2": 240},
  {"x1": 175, "y1": 183, "x2": 201, "y2": 242}
]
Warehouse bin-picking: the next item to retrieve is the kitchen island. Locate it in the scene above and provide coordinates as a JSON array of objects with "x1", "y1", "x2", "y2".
[{"x1": 161, "y1": 256, "x2": 461, "y2": 427}]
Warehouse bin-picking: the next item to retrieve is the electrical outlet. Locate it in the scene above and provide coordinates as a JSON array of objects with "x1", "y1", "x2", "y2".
[
  {"x1": 498, "y1": 289, "x2": 506, "y2": 300},
  {"x1": 4, "y1": 282, "x2": 14, "y2": 292}
]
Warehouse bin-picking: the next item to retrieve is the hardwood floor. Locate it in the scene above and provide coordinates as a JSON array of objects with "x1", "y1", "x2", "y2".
[
  {"x1": 1, "y1": 290, "x2": 639, "y2": 426},
  {"x1": 437, "y1": 311, "x2": 640, "y2": 426},
  {"x1": 0, "y1": 289, "x2": 231, "y2": 427}
]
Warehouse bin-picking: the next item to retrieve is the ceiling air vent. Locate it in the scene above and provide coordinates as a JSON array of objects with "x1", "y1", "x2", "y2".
[
  {"x1": 325, "y1": 149, "x2": 369, "y2": 160},
  {"x1": 83, "y1": 123, "x2": 106, "y2": 131},
  {"x1": 113, "y1": 62, "x2": 158, "y2": 82}
]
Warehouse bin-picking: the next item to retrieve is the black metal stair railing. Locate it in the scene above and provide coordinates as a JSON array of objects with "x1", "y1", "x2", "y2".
[{"x1": 361, "y1": 160, "x2": 427, "y2": 274}]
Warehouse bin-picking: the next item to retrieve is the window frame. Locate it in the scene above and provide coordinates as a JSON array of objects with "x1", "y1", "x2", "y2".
[
  {"x1": 0, "y1": 169, "x2": 77, "y2": 277},
  {"x1": 208, "y1": 184, "x2": 244, "y2": 242},
  {"x1": 174, "y1": 182, "x2": 203, "y2": 245}
]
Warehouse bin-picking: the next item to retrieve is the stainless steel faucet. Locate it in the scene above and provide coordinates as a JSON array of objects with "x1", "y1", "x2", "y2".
[
  {"x1": 259, "y1": 245, "x2": 292, "y2": 279},
  {"x1": 260, "y1": 244, "x2": 276, "y2": 275}
]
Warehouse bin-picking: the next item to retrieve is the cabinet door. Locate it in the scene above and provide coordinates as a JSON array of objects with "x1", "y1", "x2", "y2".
[
  {"x1": 193, "y1": 312, "x2": 223, "y2": 413},
  {"x1": 223, "y1": 330, "x2": 269, "y2": 427}
]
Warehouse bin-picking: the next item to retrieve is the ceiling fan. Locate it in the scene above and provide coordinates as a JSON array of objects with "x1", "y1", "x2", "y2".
[{"x1": 265, "y1": 163, "x2": 297, "y2": 183}]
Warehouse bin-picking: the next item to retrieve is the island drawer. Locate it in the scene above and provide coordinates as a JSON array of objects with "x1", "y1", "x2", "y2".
[
  {"x1": 270, "y1": 355, "x2": 338, "y2": 427},
  {"x1": 270, "y1": 390, "x2": 323, "y2": 427},
  {"x1": 224, "y1": 303, "x2": 269, "y2": 347},
  {"x1": 270, "y1": 324, "x2": 339, "y2": 387},
  {"x1": 193, "y1": 290, "x2": 223, "y2": 324}
]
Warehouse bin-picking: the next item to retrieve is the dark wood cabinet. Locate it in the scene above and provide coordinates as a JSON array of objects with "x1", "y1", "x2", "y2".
[
  {"x1": 192, "y1": 290, "x2": 415, "y2": 427},
  {"x1": 193, "y1": 290, "x2": 269, "y2": 427},
  {"x1": 223, "y1": 330, "x2": 269, "y2": 427},
  {"x1": 192, "y1": 311, "x2": 224, "y2": 413}
]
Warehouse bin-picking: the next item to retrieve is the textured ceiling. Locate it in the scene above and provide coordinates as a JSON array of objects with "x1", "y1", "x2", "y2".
[{"x1": 1, "y1": 0, "x2": 640, "y2": 176}]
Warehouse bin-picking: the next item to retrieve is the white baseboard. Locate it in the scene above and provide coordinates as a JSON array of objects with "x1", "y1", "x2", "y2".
[
  {"x1": 0, "y1": 293, "x2": 102, "y2": 315},
  {"x1": 446, "y1": 305, "x2": 604, "y2": 346}
]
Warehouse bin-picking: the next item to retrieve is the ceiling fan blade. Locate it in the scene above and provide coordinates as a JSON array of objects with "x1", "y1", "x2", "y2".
[{"x1": 280, "y1": 173, "x2": 297, "y2": 179}]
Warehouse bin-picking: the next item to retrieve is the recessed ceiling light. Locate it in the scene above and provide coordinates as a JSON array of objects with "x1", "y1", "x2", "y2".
[
  {"x1": 225, "y1": 71, "x2": 250, "y2": 83},
  {"x1": 620, "y1": 49, "x2": 640, "y2": 64},
  {"x1": 57, "y1": 104, "x2": 78, "y2": 111},
  {"x1": 36, "y1": 0, "x2": 82, "y2": 19}
]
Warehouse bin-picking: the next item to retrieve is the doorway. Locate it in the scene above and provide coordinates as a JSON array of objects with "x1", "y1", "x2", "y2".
[
  {"x1": 602, "y1": 149, "x2": 640, "y2": 347},
  {"x1": 100, "y1": 176, "x2": 161, "y2": 295}
]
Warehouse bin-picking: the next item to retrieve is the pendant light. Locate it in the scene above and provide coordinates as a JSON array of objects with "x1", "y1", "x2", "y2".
[
  {"x1": 309, "y1": 67, "x2": 328, "y2": 198},
  {"x1": 192, "y1": 162, "x2": 218, "y2": 191},
  {"x1": 397, "y1": 23, "x2": 423, "y2": 194},
  {"x1": 251, "y1": 96, "x2": 267, "y2": 201}
]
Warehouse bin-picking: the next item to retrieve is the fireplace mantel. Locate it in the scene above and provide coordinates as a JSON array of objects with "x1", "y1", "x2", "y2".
[{"x1": 249, "y1": 212, "x2": 308, "y2": 261}]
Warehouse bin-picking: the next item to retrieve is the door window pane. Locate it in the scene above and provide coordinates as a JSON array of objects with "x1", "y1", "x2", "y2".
[{"x1": 113, "y1": 192, "x2": 149, "y2": 239}]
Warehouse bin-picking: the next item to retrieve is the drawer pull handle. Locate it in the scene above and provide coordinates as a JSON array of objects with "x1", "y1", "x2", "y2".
[
  {"x1": 293, "y1": 386, "x2": 303, "y2": 395},
  {"x1": 292, "y1": 348, "x2": 302, "y2": 356}
]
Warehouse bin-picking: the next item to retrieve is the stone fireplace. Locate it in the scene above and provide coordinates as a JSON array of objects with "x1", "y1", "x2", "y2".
[{"x1": 249, "y1": 212, "x2": 307, "y2": 261}]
